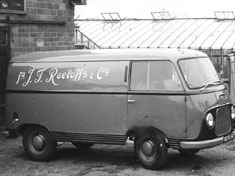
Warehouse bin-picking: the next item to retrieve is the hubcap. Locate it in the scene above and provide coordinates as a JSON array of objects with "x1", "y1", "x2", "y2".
[
  {"x1": 32, "y1": 134, "x2": 46, "y2": 151},
  {"x1": 142, "y1": 140, "x2": 155, "y2": 157}
]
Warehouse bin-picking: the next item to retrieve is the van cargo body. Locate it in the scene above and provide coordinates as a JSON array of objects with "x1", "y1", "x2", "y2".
[{"x1": 6, "y1": 49, "x2": 234, "y2": 170}]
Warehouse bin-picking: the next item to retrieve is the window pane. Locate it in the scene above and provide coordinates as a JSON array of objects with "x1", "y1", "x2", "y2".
[
  {"x1": 131, "y1": 61, "x2": 183, "y2": 91},
  {"x1": 0, "y1": 30, "x2": 7, "y2": 45},
  {"x1": 0, "y1": 0, "x2": 8, "y2": 9},
  {"x1": 130, "y1": 62, "x2": 148, "y2": 90},
  {"x1": 10, "y1": 0, "x2": 24, "y2": 11}
]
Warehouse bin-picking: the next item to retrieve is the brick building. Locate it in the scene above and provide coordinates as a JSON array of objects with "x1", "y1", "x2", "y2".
[{"x1": 0, "y1": 0, "x2": 86, "y2": 129}]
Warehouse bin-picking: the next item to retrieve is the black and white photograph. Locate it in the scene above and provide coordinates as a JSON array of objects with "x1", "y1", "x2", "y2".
[{"x1": 1, "y1": 0, "x2": 235, "y2": 175}]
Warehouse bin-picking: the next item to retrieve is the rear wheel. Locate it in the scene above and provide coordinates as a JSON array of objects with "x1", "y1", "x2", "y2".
[
  {"x1": 23, "y1": 126, "x2": 57, "y2": 161},
  {"x1": 134, "y1": 132, "x2": 167, "y2": 170},
  {"x1": 71, "y1": 142, "x2": 94, "y2": 150}
]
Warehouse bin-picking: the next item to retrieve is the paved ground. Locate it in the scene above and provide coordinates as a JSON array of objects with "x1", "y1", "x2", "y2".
[{"x1": 1, "y1": 134, "x2": 235, "y2": 176}]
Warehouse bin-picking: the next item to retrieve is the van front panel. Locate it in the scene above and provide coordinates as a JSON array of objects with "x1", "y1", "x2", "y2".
[
  {"x1": 186, "y1": 89, "x2": 232, "y2": 140},
  {"x1": 179, "y1": 57, "x2": 233, "y2": 141}
]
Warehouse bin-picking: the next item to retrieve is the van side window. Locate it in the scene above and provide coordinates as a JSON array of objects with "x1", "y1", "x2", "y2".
[{"x1": 130, "y1": 61, "x2": 183, "y2": 91}]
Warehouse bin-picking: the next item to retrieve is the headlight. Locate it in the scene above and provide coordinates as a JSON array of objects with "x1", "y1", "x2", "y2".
[
  {"x1": 206, "y1": 113, "x2": 215, "y2": 128},
  {"x1": 231, "y1": 106, "x2": 235, "y2": 120}
]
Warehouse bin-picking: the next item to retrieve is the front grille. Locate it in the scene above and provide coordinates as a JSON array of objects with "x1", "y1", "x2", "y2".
[
  {"x1": 168, "y1": 138, "x2": 180, "y2": 149},
  {"x1": 215, "y1": 106, "x2": 231, "y2": 136}
]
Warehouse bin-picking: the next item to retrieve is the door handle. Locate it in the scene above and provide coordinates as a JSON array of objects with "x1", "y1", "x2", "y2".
[{"x1": 128, "y1": 99, "x2": 136, "y2": 103}]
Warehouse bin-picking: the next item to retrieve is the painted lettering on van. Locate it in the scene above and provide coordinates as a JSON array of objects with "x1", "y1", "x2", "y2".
[
  {"x1": 16, "y1": 68, "x2": 37, "y2": 87},
  {"x1": 45, "y1": 68, "x2": 89, "y2": 86},
  {"x1": 97, "y1": 67, "x2": 110, "y2": 80},
  {"x1": 16, "y1": 67, "x2": 110, "y2": 87}
]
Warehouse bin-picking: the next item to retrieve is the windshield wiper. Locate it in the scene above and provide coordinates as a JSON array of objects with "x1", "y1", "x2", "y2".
[{"x1": 199, "y1": 80, "x2": 224, "y2": 92}]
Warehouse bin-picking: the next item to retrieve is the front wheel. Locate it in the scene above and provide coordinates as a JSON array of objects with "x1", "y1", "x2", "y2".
[
  {"x1": 134, "y1": 132, "x2": 167, "y2": 170},
  {"x1": 23, "y1": 126, "x2": 57, "y2": 161}
]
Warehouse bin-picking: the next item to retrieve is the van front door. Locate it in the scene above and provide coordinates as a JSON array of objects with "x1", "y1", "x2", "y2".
[{"x1": 128, "y1": 61, "x2": 186, "y2": 138}]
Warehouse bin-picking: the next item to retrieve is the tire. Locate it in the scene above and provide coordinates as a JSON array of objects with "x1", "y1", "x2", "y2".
[
  {"x1": 178, "y1": 149, "x2": 200, "y2": 157},
  {"x1": 71, "y1": 142, "x2": 94, "y2": 150},
  {"x1": 134, "y1": 132, "x2": 167, "y2": 170},
  {"x1": 23, "y1": 126, "x2": 57, "y2": 161}
]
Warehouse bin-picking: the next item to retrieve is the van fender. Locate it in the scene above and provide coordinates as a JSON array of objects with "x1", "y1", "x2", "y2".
[
  {"x1": 18, "y1": 123, "x2": 49, "y2": 135},
  {"x1": 127, "y1": 126, "x2": 168, "y2": 143}
]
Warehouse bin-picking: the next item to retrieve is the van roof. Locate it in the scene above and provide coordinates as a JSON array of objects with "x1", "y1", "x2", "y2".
[{"x1": 11, "y1": 48, "x2": 207, "y2": 63}]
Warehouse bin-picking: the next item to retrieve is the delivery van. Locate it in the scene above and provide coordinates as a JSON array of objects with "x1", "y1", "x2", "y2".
[{"x1": 6, "y1": 49, "x2": 234, "y2": 170}]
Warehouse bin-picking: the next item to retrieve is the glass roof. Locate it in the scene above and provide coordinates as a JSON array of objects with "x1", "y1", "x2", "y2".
[{"x1": 75, "y1": 18, "x2": 235, "y2": 50}]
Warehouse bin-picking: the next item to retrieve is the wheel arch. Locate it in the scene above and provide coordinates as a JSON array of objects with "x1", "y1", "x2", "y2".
[
  {"x1": 18, "y1": 124, "x2": 49, "y2": 135},
  {"x1": 127, "y1": 126, "x2": 168, "y2": 141}
]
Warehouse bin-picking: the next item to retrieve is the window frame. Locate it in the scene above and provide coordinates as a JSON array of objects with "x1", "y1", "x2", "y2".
[
  {"x1": 178, "y1": 57, "x2": 221, "y2": 90},
  {"x1": 0, "y1": 0, "x2": 25, "y2": 14},
  {"x1": 0, "y1": 28, "x2": 7, "y2": 46}
]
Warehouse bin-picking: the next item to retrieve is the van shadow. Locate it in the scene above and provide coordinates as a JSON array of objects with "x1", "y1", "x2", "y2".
[
  {"x1": 54, "y1": 144, "x2": 218, "y2": 171},
  {"x1": 55, "y1": 144, "x2": 139, "y2": 167},
  {"x1": 167, "y1": 150, "x2": 213, "y2": 171}
]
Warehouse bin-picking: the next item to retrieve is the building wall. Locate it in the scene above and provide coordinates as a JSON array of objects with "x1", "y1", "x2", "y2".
[
  {"x1": 0, "y1": 0, "x2": 75, "y2": 57},
  {"x1": 0, "y1": 0, "x2": 82, "y2": 130}
]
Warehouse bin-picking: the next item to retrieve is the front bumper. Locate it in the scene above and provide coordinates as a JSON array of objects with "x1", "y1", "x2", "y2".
[{"x1": 180, "y1": 132, "x2": 234, "y2": 149}]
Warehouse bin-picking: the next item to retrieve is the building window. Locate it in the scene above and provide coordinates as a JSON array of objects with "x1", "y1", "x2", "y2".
[
  {"x1": 0, "y1": 0, "x2": 24, "y2": 11},
  {"x1": 0, "y1": 30, "x2": 7, "y2": 45}
]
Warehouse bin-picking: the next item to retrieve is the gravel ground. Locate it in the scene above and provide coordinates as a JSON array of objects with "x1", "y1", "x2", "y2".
[{"x1": 1, "y1": 134, "x2": 235, "y2": 176}]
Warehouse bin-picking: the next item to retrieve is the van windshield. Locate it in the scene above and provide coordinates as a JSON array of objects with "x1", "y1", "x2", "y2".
[{"x1": 179, "y1": 57, "x2": 221, "y2": 89}]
